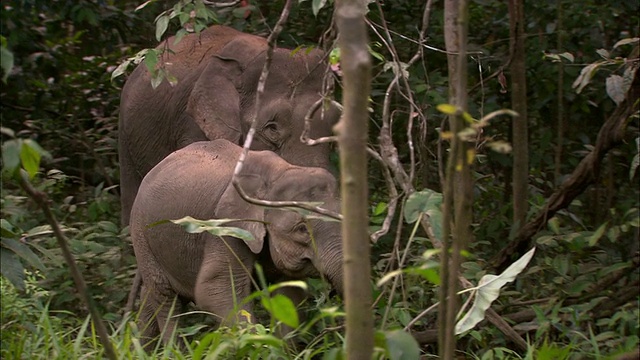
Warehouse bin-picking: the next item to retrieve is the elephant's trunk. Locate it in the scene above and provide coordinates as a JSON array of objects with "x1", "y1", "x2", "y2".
[{"x1": 316, "y1": 240, "x2": 344, "y2": 296}]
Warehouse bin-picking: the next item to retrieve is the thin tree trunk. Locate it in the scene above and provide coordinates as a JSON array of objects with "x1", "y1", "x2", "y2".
[
  {"x1": 554, "y1": 0, "x2": 564, "y2": 185},
  {"x1": 509, "y1": 0, "x2": 529, "y2": 227},
  {"x1": 334, "y1": 1, "x2": 373, "y2": 359},
  {"x1": 439, "y1": 0, "x2": 472, "y2": 358}
]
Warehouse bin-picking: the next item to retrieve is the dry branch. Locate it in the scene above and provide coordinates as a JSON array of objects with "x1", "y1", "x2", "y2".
[
  {"x1": 490, "y1": 66, "x2": 639, "y2": 271},
  {"x1": 18, "y1": 171, "x2": 117, "y2": 360}
]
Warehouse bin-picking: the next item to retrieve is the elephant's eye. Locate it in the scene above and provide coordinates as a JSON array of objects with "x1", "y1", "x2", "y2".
[
  {"x1": 293, "y1": 223, "x2": 308, "y2": 234},
  {"x1": 262, "y1": 122, "x2": 282, "y2": 146},
  {"x1": 264, "y1": 122, "x2": 279, "y2": 136}
]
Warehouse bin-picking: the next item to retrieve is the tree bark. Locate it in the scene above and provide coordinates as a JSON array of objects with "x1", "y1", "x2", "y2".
[
  {"x1": 439, "y1": 0, "x2": 472, "y2": 358},
  {"x1": 334, "y1": 1, "x2": 373, "y2": 359},
  {"x1": 509, "y1": 0, "x2": 529, "y2": 227}
]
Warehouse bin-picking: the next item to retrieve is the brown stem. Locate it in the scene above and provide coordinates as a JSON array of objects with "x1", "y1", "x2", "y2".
[{"x1": 18, "y1": 171, "x2": 117, "y2": 360}]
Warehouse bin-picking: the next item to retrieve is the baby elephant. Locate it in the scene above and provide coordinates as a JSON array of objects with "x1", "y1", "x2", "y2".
[{"x1": 130, "y1": 139, "x2": 343, "y2": 345}]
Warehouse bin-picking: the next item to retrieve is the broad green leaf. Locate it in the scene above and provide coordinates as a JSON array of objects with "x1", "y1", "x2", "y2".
[
  {"x1": 261, "y1": 293, "x2": 299, "y2": 328},
  {"x1": 155, "y1": 14, "x2": 170, "y2": 41},
  {"x1": 596, "y1": 48, "x2": 610, "y2": 60},
  {"x1": 384, "y1": 329, "x2": 421, "y2": 360},
  {"x1": 174, "y1": 29, "x2": 189, "y2": 45},
  {"x1": 558, "y1": 52, "x2": 575, "y2": 62},
  {"x1": 0, "y1": 247, "x2": 25, "y2": 290},
  {"x1": 436, "y1": 103, "x2": 458, "y2": 115},
  {"x1": 267, "y1": 280, "x2": 308, "y2": 293},
  {"x1": 150, "y1": 71, "x2": 165, "y2": 89},
  {"x1": 20, "y1": 141, "x2": 41, "y2": 179},
  {"x1": 606, "y1": 75, "x2": 625, "y2": 105},
  {"x1": 455, "y1": 247, "x2": 536, "y2": 334},
  {"x1": 170, "y1": 216, "x2": 256, "y2": 242},
  {"x1": 587, "y1": 222, "x2": 608, "y2": 246},
  {"x1": 1, "y1": 237, "x2": 46, "y2": 271},
  {"x1": 238, "y1": 334, "x2": 282, "y2": 348},
  {"x1": 2, "y1": 139, "x2": 21, "y2": 175},
  {"x1": 373, "y1": 202, "x2": 388, "y2": 216},
  {"x1": 26, "y1": 225, "x2": 53, "y2": 237},
  {"x1": 1, "y1": 42, "x2": 14, "y2": 83},
  {"x1": 144, "y1": 49, "x2": 158, "y2": 73},
  {"x1": 403, "y1": 189, "x2": 443, "y2": 224},
  {"x1": 321, "y1": 348, "x2": 345, "y2": 360},
  {"x1": 1, "y1": 219, "x2": 18, "y2": 238},
  {"x1": 572, "y1": 62, "x2": 601, "y2": 94},
  {"x1": 613, "y1": 37, "x2": 639, "y2": 49},
  {"x1": 111, "y1": 60, "x2": 130, "y2": 82}
]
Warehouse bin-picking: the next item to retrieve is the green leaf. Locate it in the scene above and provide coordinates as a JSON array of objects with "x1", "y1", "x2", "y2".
[
  {"x1": 170, "y1": 216, "x2": 256, "y2": 242},
  {"x1": 2, "y1": 139, "x2": 22, "y2": 175},
  {"x1": 155, "y1": 14, "x2": 170, "y2": 41},
  {"x1": 403, "y1": 189, "x2": 443, "y2": 224},
  {"x1": 606, "y1": 75, "x2": 625, "y2": 105},
  {"x1": 455, "y1": 247, "x2": 536, "y2": 334},
  {"x1": 150, "y1": 71, "x2": 164, "y2": 89},
  {"x1": 572, "y1": 62, "x2": 601, "y2": 94},
  {"x1": 0, "y1": 247, "x2": 25, "y2": 290},
  {"x1": 144, "y1": 49, "x2": 158, "y2": 74},
  {"x1": 312, "y1": 0, "x2": 328, "y2": 16},
  {"x1": 20, "y1": 141, "x2": 42, "y2": 179},
  {"x1": 1, "y1": 219, "x2": 19, "y2": 238},
  {"x1": 173, "y1": 29, "x2": 189, "y2": 45},
  {"x1": 373, "y1": 202, "x2": 387, "y2": 216},
  {"x1": 261, "y1": 293, "x2": 299, "y2": 328},
  {"x1": 267, "y1": 280, "x2": 308, "y2": 293},
  {"x1": 587, "y1": 222, "x2": 608, "y2": 246},
  {"x1": 0, "y1": 42, "x2": 14, "y2": 83},
  {"x1": 329, "y1": 48, "x2": 340, "y2": 65},
  {"x1": 558, "y1": 52, "x2": 575, "y2": 62},
  {"x1": 1, "y1": 238, "x2": 46, "y2": 271},
  {"x1": 110, "y1": 60, "x2": 130, "y2": 82},
  {"x1": 135, "y1": 0, "x2": 156, "y2": 11},
  {"x1": 613, "y1": 37, "x2": 640, "y2": 49},
  {"x1": 436, "y1": 103, "x2": 458, "y2": 115},
  {"x1": 596, "y1": 48, "x2": 610, "y2": 60},
  {"x1": 383, "y1": 329, "x2": 421, "y2": 360}
]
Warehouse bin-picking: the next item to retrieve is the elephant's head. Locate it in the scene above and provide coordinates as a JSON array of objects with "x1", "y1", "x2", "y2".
[
  {"x1": 213, "y1": 152, "x2": 343, "y2": 294},
  {"x1": 187, "y1": 34, "x2": 341, "y2": 170}
]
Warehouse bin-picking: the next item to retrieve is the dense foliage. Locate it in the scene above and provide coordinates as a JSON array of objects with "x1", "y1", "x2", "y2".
[{"x1": 1, "y1": 0, "x2": 638, "y2": 358}]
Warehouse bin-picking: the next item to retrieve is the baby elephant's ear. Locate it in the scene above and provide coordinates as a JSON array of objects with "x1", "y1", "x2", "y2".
[{"x1": 214, "y1": 175, "x2": 266, "y2": 254}]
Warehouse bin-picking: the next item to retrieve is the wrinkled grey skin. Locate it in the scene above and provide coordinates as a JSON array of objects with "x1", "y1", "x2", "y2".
[
  {"x1": 119, "y1": 25, "x2": 339, "y2": 225},
  {"x1": 131, "y1": 139, "x2": 343, "y2": 346}
]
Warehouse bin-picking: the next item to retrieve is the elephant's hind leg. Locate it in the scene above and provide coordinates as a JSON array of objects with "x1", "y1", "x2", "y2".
[{"x1": 138, "y1": 282, "x2": 183, "y2": 350}]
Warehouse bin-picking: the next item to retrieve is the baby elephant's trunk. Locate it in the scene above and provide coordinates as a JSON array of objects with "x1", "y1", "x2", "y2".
[{"x1": 316, "y1": 240, "x2": 344, "y2": 296}]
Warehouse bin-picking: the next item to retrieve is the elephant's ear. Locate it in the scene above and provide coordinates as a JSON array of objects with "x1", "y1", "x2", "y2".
[
  {"x1": 214, "y1": 174, "x2": 266, "y2": 254},
  {"x1": 186, "y1": 37, "x2": 267, "y2": 144}
]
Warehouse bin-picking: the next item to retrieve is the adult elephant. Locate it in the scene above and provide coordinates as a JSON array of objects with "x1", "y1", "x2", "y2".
[
  {"x1": 119, "y1": 25, "x2": 339, "y2": 225},
  {"x1": 131, "y1": 139, "x2": 343, "y2": 346}
]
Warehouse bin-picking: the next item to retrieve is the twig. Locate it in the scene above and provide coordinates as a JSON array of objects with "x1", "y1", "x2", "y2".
[
  {"x1": 229, "y1": 0, "x2": 341, "y2": 220},
  {"x1": 18, "y1": 170, "x2": 117, "y2": 360}
]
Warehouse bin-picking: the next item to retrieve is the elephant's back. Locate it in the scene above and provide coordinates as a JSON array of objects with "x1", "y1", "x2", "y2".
[
  {"x1": 160, "y1": 25, "x2": 266, "y2": 70},
  {"x1": 133, "y1": 140, "x2": 238, "y2": 224}
]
